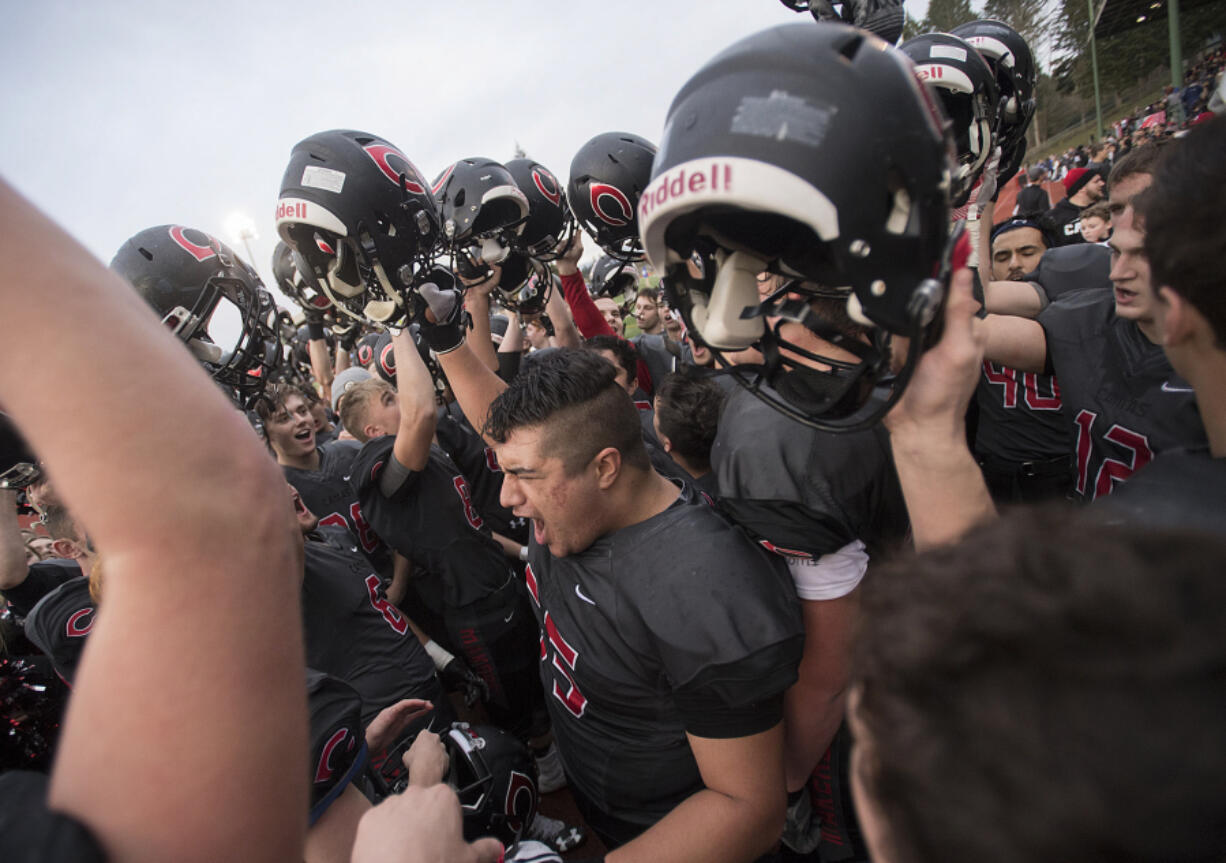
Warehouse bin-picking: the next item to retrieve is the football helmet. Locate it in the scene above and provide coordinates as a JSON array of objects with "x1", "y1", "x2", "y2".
[
  {"x1": 951, "y1": 19, "x2": 1037, "y2": 181},
  {"x1": 0, "y1": 412, "x2": 41, "y2": 490},
  {"x1": 432, "y1": 158, "x2": 529, "y2": 279},
  {"x1": 276, "y1": 129, "x2": 441, "y2": 326},
  {"x1": 639, "y1": 22, "x2": 954, "y2": 432},
  {"x1": 494, "y1": 252, "x2": 552, "y2": 316},
  {"x1": 504, "y1": 158, "x2": 575, "y2": 261},
  {"x1": 899, "y1": 32, "x2": 999, "y2": 206},
  {"x1": 111, "y1": 225, "x2": 283, "y2": 409},
  {"x1": 443, "y1": 722, "x2": 539, "y2": 848},
  {"x1": 272, "y1": 240, "x2": 332, "y2": 316},
  {"x1": 567, "y1": 132, "x2": 657, "y2": 262},
  {"x1": 588, "y1": 254, "x2": 637, "y2": 298}
]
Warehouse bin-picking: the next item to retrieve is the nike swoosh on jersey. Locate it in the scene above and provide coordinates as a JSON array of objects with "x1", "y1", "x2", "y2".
[
  {"x1": 1162, "y1": 381, "x2": 1195, "y2": 393},
  {"x1": 503, "y1": 611, "x2": 514, "y2": 623},
  {"x1": 574, "y1": 584, "x2": 597, "y2": 606}
]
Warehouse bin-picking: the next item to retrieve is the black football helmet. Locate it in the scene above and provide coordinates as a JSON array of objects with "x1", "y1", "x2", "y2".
[
  {"x1": 111, "y1": 225, "x2": 283, "y2": 409},
  {"x1": 504, "y1": 158, "x2": 575, "y2": 261},
  {"x1": 0, "y1": 412, "x2": 41, "y2": 490},
  {"x1": 951, "y1": 19, "x2": 1037, "y2": 181},
  {"x1": 277, "y1": 130, "x2": 441, "y2": 326},
  {"x1": 493, "y1": 252, "x2": 552, "y2": 316},
  {"x1": 639, "y1": 23, "x2": 955, "y2": 432},
  {"x1": 272, "y1": 240, "x2": 332, "y2": 316},
  {"x1": 899, "y1": 32, "x2": 999, "y2": 206},
  {"x1": 443, "y1": 722, "x2": 539, "y2": 848},
  {"x1": 567, "y1": 132, "x2": 657, "y2": 262},
  {"x1": 431, "y1": 158, "x2": 529, "y2": 280},
  {"x1": 588, "y1": 254, "x2": 638, "y2": 298}
]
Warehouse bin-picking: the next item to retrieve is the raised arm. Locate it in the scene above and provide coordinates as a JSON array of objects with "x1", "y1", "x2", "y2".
[
  {"x1": 982, "y1": 313, "x2": 1049, "y2": 373},
  {"x1": 983, "y1": 280, "x2": 1046, "y2": 318},
  {"x1": 391, "y1": 328, "x2": 438, "y2": 472},
  {"x1": 0, "y1": 179, "x2": 307, "y2": 863},
  {"x1": 459, "y1": 268, "x2": 501, "y2": 373}
]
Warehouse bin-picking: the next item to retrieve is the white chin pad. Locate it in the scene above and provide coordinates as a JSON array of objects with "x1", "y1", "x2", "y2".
[
  {"x1": 363, "y1": 299, "x2": 399, "y2": 323},
  {"x1": 479, "y1": 237, "x2": 510, "y2": 264},
  {"x1": 697, "y1": 250, "x2": 768, "y2": 350}
]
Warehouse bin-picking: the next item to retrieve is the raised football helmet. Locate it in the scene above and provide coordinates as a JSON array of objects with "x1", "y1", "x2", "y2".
[
  {"x1": 639, "y1": 23, "x2": 955, "y2": 432},
  {"x1": 111, "y1": 225, "x2": 283, "y2": 409},
  {"x1": 587, "y1": 254, "x2": 638, "y2": 299},
  {"x1": 778, "y1": 0, "x2": 905, "y2": 44},
  {"x1": 272, "y1": 240, "x2": 332, "y2": 316},
  {"x1": 900, "y1": 32, "x2": 999, "y2": 206},
  {"x1": 494, "y1": 252, "x2": 552, "y2": 316},
  {"x1": 0, "y1": 412, "x2": 41, "y2": 490},
  {"x1": 432, "y1": 158, "x2": 529, "y2": 280},
  {"x1": 276, "y1": 130, "x2": 441, "y2": 326},
  {"x1": 951, "y1": 19, "x2": 1037, "y2": 181},
  {"x1": 443, "y1": 722, "x2": 539, "y2": 848},
  {"x1": 504, "y1": 158, "x2": 575, "y2": 261},
  {"x1": 567, "y1": 132, "x2": 657, "y2": 262}
]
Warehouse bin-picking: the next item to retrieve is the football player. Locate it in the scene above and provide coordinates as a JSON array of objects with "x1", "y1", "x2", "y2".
[{"x1": 418, "y1": 267, "x2": 803, "y2": 859}]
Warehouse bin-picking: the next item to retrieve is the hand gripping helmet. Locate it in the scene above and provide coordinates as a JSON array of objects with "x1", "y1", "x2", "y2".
[
  {"x1": 443, "y1": 722, "x2": 539, "y2": 848},
  {"x1": 0, "y1": 412, "x2": 41, "y2": 490},
  {"x1": 899, "y1": 32, "x2": 999, "y2": 206},
  {"x1": 111, "y1": 225, "x2": 283, "y2": 409},
  {"x1": 276, "y1": 130, "x2": 441, "y2": 326},
  {"x1": 431, "y1": 158, "x2": 529, "y2": 279},
  {"x1": 778, "y1": 0, "x2": 905, "y2": 45},
  {"x1": 951, "y1": 19, "x2": 1037, "y2": 180},
  {"x1": 493, "y1": 252, "x2": 552, "y2": 315},
  {"x1": 504, "y1": 158, "x2": 575, "y2": 261},
  {"x1": 567, "y1": 132, "x2": 657, "y2": 262},
  {"x1": 639, "y1": 22, "x2": 955, "y2": 432},
  {"x1": 588, "y1": 255, "x2": 638, "y2": 299}
]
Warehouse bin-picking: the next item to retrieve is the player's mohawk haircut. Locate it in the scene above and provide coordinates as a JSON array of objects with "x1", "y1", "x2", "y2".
[{"x1": 484, "y1": 348, "x2": 619, "y2": 444}]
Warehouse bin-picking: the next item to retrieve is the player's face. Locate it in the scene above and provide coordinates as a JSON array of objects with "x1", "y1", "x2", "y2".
[
  {"x1": 496, "y1": 425, "x2": 604, "y2": 558},
  {"x1": 634, "y1": 296, "x2": 660, "y2": 331},
  {"x1": 1107, "y1": 172, "x2": 1151, "y2": 220},
  {"x1": 662, "y1": 305, "x2": 684, "y2": 340},
  {"x1": 524, "y1": 320, "x2": 549, "y2": 349},
  {"x1": 1108, "y1": 208, "x2": 1157, "y2": 326},
  {"x1": 991, "y1": 228, "x2": 1047, "y2": 281},
  {"x1": 366, "y1": 387, "x2": 402, "y2": 439},
  {"x1": 686, "y1": 333, "x2": 713, "y2": 367},
  {"x1": 265, "y1": 394, "x2": 316, "y2": 459},
  {"x1": 308, "y1": 399, "x2": 329, "y2": 432},
  {"x1": 289, "y1": 484, "x2": 319, "y2": 534},
  {"x1": 1083, "y1": 174, "x2": 1105, "y2": 202},
  {"x1": 594, "y1": 298, "x2": 623, "y2": 336}
]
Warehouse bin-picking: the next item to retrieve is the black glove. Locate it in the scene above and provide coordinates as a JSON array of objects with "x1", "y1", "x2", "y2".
[
  {"x1": 418, "y1": 281, "x2": 468, "y2": 354},
  {"x1": 440, "y1": 657, "x2": 490, "y2": 707},
  {"x1": 336, "y1": 323, "x2": 360, "y2": 351}
]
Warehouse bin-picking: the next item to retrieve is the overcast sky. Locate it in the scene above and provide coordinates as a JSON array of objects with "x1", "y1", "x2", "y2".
[{"x1": 1, "y1": 0, "x2": 930, "y2": 290}]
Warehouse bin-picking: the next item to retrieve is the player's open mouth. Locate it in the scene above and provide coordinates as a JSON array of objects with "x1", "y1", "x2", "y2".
[
  {"x1": 533, "y1": 518, "x2": 546, "y2": 545},
  {"x1": 294, "y1": 428, "x2": 313, "y2": 442},
  {"x1": 1114, "y1": 286, "x2": 1136, "y2": 304}
]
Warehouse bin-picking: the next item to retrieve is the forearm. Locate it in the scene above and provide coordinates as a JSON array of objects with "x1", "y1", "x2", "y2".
[
  {"x1": 783, "y1": 684, "x2": 848, "y2": 792},
  {"x1": 984, "y1": 280, "x2": 1044, "y2": 318},
  {"x1": 982, "y1": 314, "x2": 1048, "y2": 373},
  {"x1": 546, "y1": 283, "x2": 582, "y2": 349},
  {"x1": 560, "y1": 272, "x2": 614, "y2": 338},
  {"x1": 435, "y1": 343, "x2": 508, "y2": 446},
  {"x1": 891, "y1": 429, "x2": 996, "y2": 550},
  {"x1": 464, "y1": 291, "x2": 500, "y2": 372},
  {"x1": 0, "y1": 180, "x2": 307, "y2": 862},
  {"x1": 0, "y1": 490, "x2": 29, "y2": 590},
  {"x1": 309, "y1": 338, "x2": 334, "y2": 395},
  {"x1": 387, "y1": 553, "x2": 412, "y2": 606},
  {"x1": 392, "y1": 330, "x2": 437, "y2": 471},
  {"x1": 492, "y1": 531, "x2": 525, "y2": 560}
]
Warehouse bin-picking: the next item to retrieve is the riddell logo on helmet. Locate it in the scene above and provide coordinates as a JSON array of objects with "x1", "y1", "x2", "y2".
[
  {"x1": 275, "y1": 201, "x2": 308, "y2": 222},
  {"x1": 638, "y1": 163, "x2": 733, "y2": 221}
]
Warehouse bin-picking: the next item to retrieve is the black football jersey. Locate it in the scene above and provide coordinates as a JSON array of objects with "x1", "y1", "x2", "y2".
[
  {"x1": 1040, "y1": 198, "x2": 1086, "y2": 247},
  {"x1": 285, "y1": 440, "x2": 390, "y2": 573},
  {"x1": 301, "y1": 525, "x2": 437, "y2": 726},
  {"x1": 306, "y1": 668, "x2": 367, "y2": 824},
  {"x1": 1095, "y1": 450, "x2": 1226, "y2": 535},
  {"x1": 434, "y1": 406, "x2": 528, "y2": 544},
  {"x1": 23, "y1": 577, "x2": 95, "y2": 685},
  {"x1": 351, "y1": 436, "x2": 516, "y2": 611},
  {"x1": 1038, "y1": 290, "x2": 1207, "y2": 501},
  {"x1": 973, "y1": 363, "x2": 1071, "y2": 462},
  {"x1": 3, "y1": 559, "x2": 82, "y2": 619},
  {"x1": 524, "y1": 482, "x2": 803, "y2": 828},
  {"x1": 711, "y1": 385, "x2": 908, "y2": 561}
]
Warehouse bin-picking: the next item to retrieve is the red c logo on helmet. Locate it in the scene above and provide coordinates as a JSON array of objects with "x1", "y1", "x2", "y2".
[
  {"x1": 168, "y1": 226, "x2": 219, "y2": 262},
  {"x1": 314, "y1": 727, "x2": 355, "y2": 783},
  {"x1": 431, "y1": 163, "x2": 456, "y2": 197},
  {"x1": 363, "y1": 144, "x2": 426, "y2": 194},
  {"x1": 590, "y1": 184, "x2": 633, "y2": 227},
  {"x1": 379, "y1": 343, "x2": 396, "y2": 379},
  {"x1": 504, "y1": 769, "x2": 536, "y2": 834},
  {"x1": 532, "y1": 167, "x2": 561, "y2": 205},
  {"x1": 66, "y1": 607, "x2": 95, "y2": 638}
]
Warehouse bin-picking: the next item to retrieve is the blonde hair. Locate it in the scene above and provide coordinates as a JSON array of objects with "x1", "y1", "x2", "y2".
[{"x1": 338, "y1": 378, "x2": 394, "y2": 443}]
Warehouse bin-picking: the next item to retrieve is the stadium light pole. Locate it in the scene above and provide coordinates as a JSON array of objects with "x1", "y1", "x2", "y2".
[
  {"x1": 1088, "y1": 0, "x2": 1104, "y2": 140},
  {"x1": 223, "y1": 211, "x2": 259, "y2": 268},
  {"x1": 1168, "y1": 0, "x2": 1182, "y2": 89}
]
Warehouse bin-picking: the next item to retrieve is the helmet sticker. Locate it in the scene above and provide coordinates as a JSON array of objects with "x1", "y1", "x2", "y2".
[
  {"x1": 590, "y1": 184, "x2": 633, "y2": 227},
  {"x1": 532, "y1": 167, "x2": 561, "y2": 205},
  {"x1": 929, "y1": 44, "x2": 968, "y2": 61},
  {"x1": 363, "y1": 144, "x2": 427, "y2": 194},
  {"x1": 301, "y1": 165, "x2": 346, "y2": 194},
  {"x1": 168, "y1": 226, "x2": 219, "y2": 263},
  {"x1": 730, "y1": 90, "x2": 836, "y2": 149}
]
